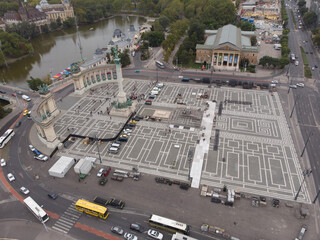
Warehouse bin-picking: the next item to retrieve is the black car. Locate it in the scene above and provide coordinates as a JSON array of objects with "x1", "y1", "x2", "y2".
[
  {"x1": 211, "y1": 197, "x2": 221, "y2": 203},
  {"x1": 93, "y1": 196, "x2": 108, "y2": 206},
  {"x1": 127, "y1": 123, "x2": 136, "y2": 127},
  {"x1": 130, "y1": 223, "x2": 142, "y2": 232},
  {"x1": 48, "y1": 193, "x2": 58, "y2": 200},
  {"x1": 0, "y1": 90, "x2": 6, "y2": 94},
  {"x1": 107, "y1": 198, "x2": 125, "y2": 209},
  {"x1": 99, "y1": 178, "x2": 108, "y2": 185}
]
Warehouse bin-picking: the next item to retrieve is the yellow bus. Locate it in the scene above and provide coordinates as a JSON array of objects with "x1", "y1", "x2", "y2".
[{"x1": 75, "y1": 199, "x2": 109, "y2": 219}]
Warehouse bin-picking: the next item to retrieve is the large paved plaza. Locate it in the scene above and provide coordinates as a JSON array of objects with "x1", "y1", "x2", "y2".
[{"x1": 54, "y1": 79, "x2": 310, "y2": 203}]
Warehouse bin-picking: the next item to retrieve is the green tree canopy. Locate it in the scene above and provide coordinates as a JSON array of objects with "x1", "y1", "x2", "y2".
[
  {"x1": 141, "y1": 31, "x2": 165, "y2": 47},
  {"x1": 119, "y1": 48, "x2": 131, "y2": 67},
  {"x1": 303, "y1": 11, "x2": 317, "y2": 28},
  {"x1": 27, "y1": 77, "x2": 44, "y2": 91}
]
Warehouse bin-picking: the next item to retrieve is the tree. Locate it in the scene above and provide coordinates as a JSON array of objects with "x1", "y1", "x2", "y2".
[
  {"x1": 56, "y1": 17, "x2": 62, "y2": 27},
  {"x1": 303, "y1": 11, "x2": 317, "y2": 28},
  {"x1": 50, "y1": 21, "x2": 58, "y2": 30},
  {"x1": 297, "y1": 0, "x2": 306, "y2": 8},
  {"x1": 237, "y1": 21, "x2": 256, "y2": 31},
  {"x1": 250, "y1": 36, "x2": 257, "y2": 46},
  {"x1": 141, "y1": 31, "x2": 165, "y2": 47},
  {"x1": 313, "y1": 32, "x2": 320, "y2": 46},
  {"x1": 119, "y1": 49, "x2": 131, "y2": 67},
  {"x1": 41, "y1": 24, "x2": 49, "y2": 34},
  {"x1": 63, "y1": 17, "x2": 75, "y2": 28},
  {"x1": 299, "y1": 6, "x2": 308, "y2": 16},
  {"x1": 27, "y1": 77, "x2": 44, "y2": 91},
  {"x1": 158, "y1": 16, "x2": 171, "y2": 30}
]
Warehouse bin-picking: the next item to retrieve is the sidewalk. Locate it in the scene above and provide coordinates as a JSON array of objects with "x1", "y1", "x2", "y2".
[
  {"x1": 0, "y1": 219, "x2": 76, "y2": 240},
  {"x1": 0, "y1": 106, "x2": 22, "y2": 131}
]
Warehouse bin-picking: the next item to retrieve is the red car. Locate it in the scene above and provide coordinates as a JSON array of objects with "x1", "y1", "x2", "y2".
[
  {"x1": 103, "y1": 166, "x2": 111, "y2": 177},
  {"x1": 145, "y1": 100, "x2": 152, "y2": 105},
  {"x1": 11, "y1": 93, "x2": 16, "y2": 97}
]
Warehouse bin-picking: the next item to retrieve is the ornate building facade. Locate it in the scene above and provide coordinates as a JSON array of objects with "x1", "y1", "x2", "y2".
[
  {"x1": 36, "y1": 0, "x2": 74, "y2": 22},
  {"x1": 195, "y1": 24, "x2": 259, "y2": 71},
  {"x1": 3, "y1": 0, "x2": 48, "y2": 27}
]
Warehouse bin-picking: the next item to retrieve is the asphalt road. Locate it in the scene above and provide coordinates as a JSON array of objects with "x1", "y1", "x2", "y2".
[{"x1": 284, "y1": 0, "x2": 320, "y2": 203}]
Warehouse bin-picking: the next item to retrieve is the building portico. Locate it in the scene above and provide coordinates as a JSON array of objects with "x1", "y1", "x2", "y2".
[{"x1": 196, "y1": 24, "x2": 259, "y2": 71}]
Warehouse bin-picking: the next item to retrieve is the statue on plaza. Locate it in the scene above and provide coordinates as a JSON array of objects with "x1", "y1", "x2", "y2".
[
  {"x1": 38, "y1": 84, "x2": 50, "y2": 95},
  {"x1": 70, "y1": 62, "x2": 80, "y2": 74}
]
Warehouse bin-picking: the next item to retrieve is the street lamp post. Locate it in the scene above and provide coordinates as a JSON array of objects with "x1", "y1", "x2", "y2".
[
  {"x1": 301, "y1": 131, "x2": 313, "y2": 157},
  {"x1": 290, "y1": 94, "x2": 300, "y2": 118},
  {"x1": 313, "y1": 188, "x2": 320, "y2": 204},
  {"x1": 294, "y1": 169, "x2": 312, "y2": 200},
  {"x1": 95, "y1": 135, "x2": 102, "y2": 164}
]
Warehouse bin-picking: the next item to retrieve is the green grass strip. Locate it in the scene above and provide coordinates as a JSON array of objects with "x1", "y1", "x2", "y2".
[
  {"x1": 305, "y1": 66, "x2": 312, "y2": 78},
  {"x1": 290, "y1": 9, "x2": 297, "y2": 29},
  {"x1": 300, "y1": 46, "x2": 309, "y2": 65}
]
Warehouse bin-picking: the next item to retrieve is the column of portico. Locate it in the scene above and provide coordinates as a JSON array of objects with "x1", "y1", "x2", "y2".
[{"x1": 236, "y1": 54, "x2": 240, "y2": 70}]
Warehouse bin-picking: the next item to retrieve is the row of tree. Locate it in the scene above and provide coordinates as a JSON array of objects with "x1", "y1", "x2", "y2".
[{"x1": 259, "y1": 56, "x2": 290, "y2": 69}]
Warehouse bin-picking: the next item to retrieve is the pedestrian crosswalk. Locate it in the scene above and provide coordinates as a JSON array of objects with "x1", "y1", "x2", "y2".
[{"x1": 52, "y1": 201, "x2": 82, "y2": 234}]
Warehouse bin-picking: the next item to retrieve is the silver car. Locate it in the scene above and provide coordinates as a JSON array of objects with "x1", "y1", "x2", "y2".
[
  {"x1": 124, "y1": 233, "x2": 138, "y2": 240},
  {"x1": 34, "y1": 154, "x2": 48, "y2": 161}
]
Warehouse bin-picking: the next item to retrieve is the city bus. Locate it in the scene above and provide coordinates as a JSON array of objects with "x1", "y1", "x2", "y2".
[
  {"x1": 0, "y1": 129, "x2": 15, "y2": 148},
  {"x1": 75, "y1": 199, "x2": 109, "y2": 219},
  {"x1": 155, "y1": 61, "x2": 165, "y2": 69},
  {"x1": 23, "y1": 196, "x2": 49, "y2": 223},
  {"x1": 148, "y1": 214, "x2": 190, "y2": 235}
]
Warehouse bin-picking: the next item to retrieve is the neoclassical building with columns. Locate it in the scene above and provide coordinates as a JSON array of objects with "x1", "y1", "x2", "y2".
[{"x1": 195, "y1": 24, "x2": 259, "y2": 71}]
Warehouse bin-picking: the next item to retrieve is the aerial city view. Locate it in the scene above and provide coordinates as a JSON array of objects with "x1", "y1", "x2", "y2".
[{"x1": 0, "y1": 0, "x2": 320, "y2": 239}]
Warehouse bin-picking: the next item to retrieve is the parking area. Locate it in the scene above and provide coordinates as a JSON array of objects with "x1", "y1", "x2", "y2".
[{"x1": 54, "y1": 79, "x2": 309, "y2": 203}]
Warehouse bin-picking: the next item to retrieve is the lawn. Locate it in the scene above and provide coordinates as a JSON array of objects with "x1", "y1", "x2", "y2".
[{"x1": 300, "y1": 46, "x2": 309, "y2": 65}]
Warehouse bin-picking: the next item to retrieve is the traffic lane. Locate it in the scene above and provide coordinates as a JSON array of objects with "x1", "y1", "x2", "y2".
[
  {"x1": 301, "y1": 125, "x2": 320, "y2": 199},
  {"x1": 123, "y1": 69, "x2": 273, "y2": 83},
  {"x1": 307, "y1": 89, "x2": 320, "y2": 125},
  {"x1": 53, "y1": 83, "x2": 74, "y2": 101},
  {"x1": 295, "y1": 90, "x2": 316, "y2": 126}
]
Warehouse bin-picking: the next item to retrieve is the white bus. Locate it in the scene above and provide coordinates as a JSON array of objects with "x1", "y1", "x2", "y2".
[
  {"x1": 23, "y1": 196, "x2": 49, "y2": 223},
  {"x1": 155, "y1": 61, "x2": 165, "y2": 69},
  {"x1": 0, "y1": 129, "x2": 15, "y2": 148},
  {"x1": 148, "y1": 214, "x2": 190, "y2": 235}
]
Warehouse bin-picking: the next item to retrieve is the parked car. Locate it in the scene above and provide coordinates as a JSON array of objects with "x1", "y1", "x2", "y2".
[
  {"x1": 17, "y1": 91, "x2": 22, "y2": 95},
  {"x1": 107, "y1": 198, "x2": 125, "y2": 209},
  {"x1": 297, "y1": 224, "x2": 307, "y2": 240},
  {"x1": 23, "y1": 110, "x2": 29, "y2": 116},
  {"x1": 149, "y1": 95, "x2": 156, "y2": 99},
  {"x1": 97, "y1": 168, "x2": 104, "y2": 177},
  {"x1": 147, "y1": 229, "x2": 163, "y2": 240},
  {"x1": 1, "y1": 158, "x2": 6, "y2": 167},
  {"x1": 118, "y1": 135, "x2": 128, "y2": 142},
  {"x1": 0, "y1": 90, "x2": 6, "y2": 94},
  {"x1": 11, "y1": 93, "x2": 16, "y2": 97},
  {"x1": 34, "y1": 154, "x2": 48, "y2": 161},
  {"x1": 145, "y1": 100, "x2": 152, "y2": 105},
  {"x1": 130, "y1": 223, "x2": 142, "y2": 232},
  {"x1": 124, "y1": 233, "x2": 138, "y2": 240},
  {"x1": 127, "y1": 123, "x2": 136, "y2": 127},
  {"x1": 48, "y1": 193, "x2": 58, "y2": 200},
  {"x1": 296, "y1": 83, "x2": 304, "y2": 87},
  {"x1": 20, "y1": 187, "x2": 30, "y2": 195},
  {"x1": 29, "y1": 145, "x2": 36, "y2": 152},
  {"x1": 111, "y1": 226, "x2": 124, "y2": 235},
  {"x1": 32, "y1": 149, "x2": 41, "y2": 156},
  {"x1": 7, "y1": 173, "x2": 15, "y2": 182},
  {"x1": 289, "y1": 85, "x2": 297, "y2": 89},
  {"x1": 15, "y1": 121, "x2": 21, "y2": 128},
  {"x1": 99, "y1": 178, "x2": 108, "y2": 185}
]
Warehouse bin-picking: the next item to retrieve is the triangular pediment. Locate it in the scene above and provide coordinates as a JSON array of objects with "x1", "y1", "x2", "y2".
[{"x1": 214, "y1": 43, "x2": 240, "y2": 51}]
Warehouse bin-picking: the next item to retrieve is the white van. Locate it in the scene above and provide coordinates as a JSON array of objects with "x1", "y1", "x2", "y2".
[
  {"x1": 108, "y1": 147, "x2": 119, "y2": 154},
  {"x1": 22, "y1": 95, "x2": 31, "y2": 102},
  {"x1": 150, "y1": 90, "x2": 159, "y2": 95},
  {"x1": 295, "y1": 60, "x2": 299, "y2": 66}
]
